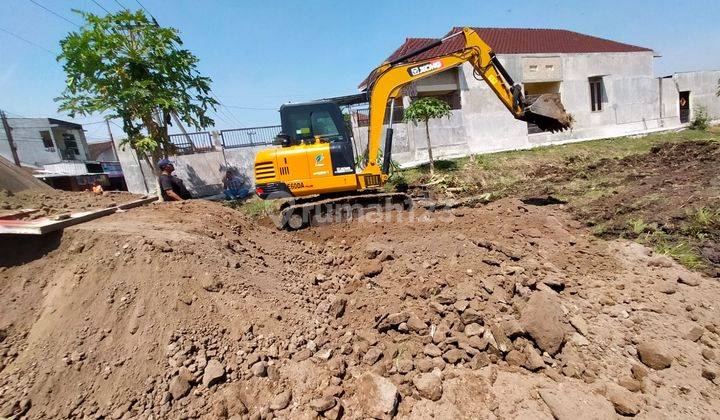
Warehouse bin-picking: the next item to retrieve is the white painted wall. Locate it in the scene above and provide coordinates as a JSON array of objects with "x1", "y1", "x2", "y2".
[{"x1": 674, "y1": 70, "x2": 720, "y2": 120}]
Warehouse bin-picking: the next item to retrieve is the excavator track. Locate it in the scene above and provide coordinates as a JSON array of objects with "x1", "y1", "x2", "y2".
[{"x1": 268, "y1": 192, "x2": 413, "y2": 230}]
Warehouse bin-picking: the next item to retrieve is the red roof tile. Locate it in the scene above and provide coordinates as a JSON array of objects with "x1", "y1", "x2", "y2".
[{"x1": 359, "y1": 27, "x2": 652, "y2": 89}]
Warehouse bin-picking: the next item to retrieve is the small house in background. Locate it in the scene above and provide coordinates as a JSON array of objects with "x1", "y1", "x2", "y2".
[
  {"x1": 0, "y1": 117, "x2": 127, "y2": 191},
  {"x1": 353, "y1": 27, "x2": 720, "y2": 165},
  {"x1": 0, "y1": 118, "x2": 91, "y2": 166}
]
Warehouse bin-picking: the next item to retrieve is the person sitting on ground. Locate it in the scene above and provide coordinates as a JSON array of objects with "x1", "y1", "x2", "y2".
[
  {"x1": 222, "y1": 170, "x2": 250, "y2": 200},
  {"x1": 157, "y1": 158, "x2": 192, "y2": 201}
]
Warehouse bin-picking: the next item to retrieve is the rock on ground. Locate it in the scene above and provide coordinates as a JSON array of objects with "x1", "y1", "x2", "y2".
[
  {"x1": 202, "y1": 359, "x2": 225, "y2": 387},
  {"x1": 269, "y1": 389, "x2": 292, "y2": 411},
  {"x1": 520, "y1": 291, "x2": 568, "y2": 355},
  {"x1": 539, "y1": 383, "x2": 616, "y2": 420},
  {"x1": 412, "y1": 371, "x2": 443, "y2": 401},
  {"x1": 605, "y1": 383, "x2": 641, "y2": 416},
  {"x1": 348, "y1": 372, "x2": 399, "y2": 418},
  {"x1": 636, "y1": 341, "x2": 673, "y2": 370}
]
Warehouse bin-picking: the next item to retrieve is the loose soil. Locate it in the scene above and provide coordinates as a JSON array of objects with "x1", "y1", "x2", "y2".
[
  {"x1": 406, "y1": 132, "x2": 720, "y2": 276},
  {"x1": 0, "y1": 189, "x2": 143, "y2": 220},
  {"x1": 1, "y1": 189, "x2": 719, "y2": 419}
]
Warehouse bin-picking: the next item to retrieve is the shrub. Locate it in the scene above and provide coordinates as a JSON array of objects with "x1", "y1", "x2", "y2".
[{"x1": 690, "y1": 105, "x2": 709, "y2": 131}]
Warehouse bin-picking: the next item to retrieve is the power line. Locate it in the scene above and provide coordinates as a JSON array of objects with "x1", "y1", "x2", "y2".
[
  {"x1": 28, "y1": 0, "x2": 81, "y2": 28},
  {"x1": 89, "y1": 0, "x2": 111, "y2": 14},
  {"x1": 222, "y1": 104, "x2": 278, "y2": 111},
  {"x1": 0, "y1": 26, "x2": 56, "y2": 54},
  {"x1": 113, "y1": 0, "x2": 129, "y2": 11},
  {"x1": 133, "y1": 0, "x2": 152, "y2": 17}
]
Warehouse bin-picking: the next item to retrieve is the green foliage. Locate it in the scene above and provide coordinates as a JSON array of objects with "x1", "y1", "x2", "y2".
[
  {"x1": 403, "y1": 97, "x2": 452, "y2": 124},
  {"x1": 628, "y1": 218, "x2": 649, "y2": 235},
  {"x1": 232, "y1": 196, "x2": 275, "y2": 218},
  {"x1": 690, "y1": 105, "x2": 709, "y2": 131},
  {"x1": 56, "y1": 9, "x2": 218, "y2": 164},
  {"x1": 654, "y1": 239, "x2": 704, "y2": 270},
  {"x1": 682, "y1": 207, "x2": 720, "y2": 238}
]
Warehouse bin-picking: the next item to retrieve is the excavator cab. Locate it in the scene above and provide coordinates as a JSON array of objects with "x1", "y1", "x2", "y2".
[
  {"x1": 278, "y1": 101, "x2": 356, "y2": 176},
  {"x1": 254, "y1": 101, "x2": 358, "y2": 200}
]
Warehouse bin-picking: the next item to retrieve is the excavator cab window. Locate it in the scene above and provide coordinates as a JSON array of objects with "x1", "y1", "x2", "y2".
[
  {"x1": 287, "y1": 112, "x2": 313, "y2": 143},
  {"x1": 280, "y1": 101, "x2": 351, "y2": 145},
  {"x1": 310, "y1": 111, "x2": 341, "y2": 141}
]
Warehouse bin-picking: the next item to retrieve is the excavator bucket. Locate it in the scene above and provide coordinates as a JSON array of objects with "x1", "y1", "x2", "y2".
[{"x1": 523, "y1": 93, "x2": 574, "y2": 132}]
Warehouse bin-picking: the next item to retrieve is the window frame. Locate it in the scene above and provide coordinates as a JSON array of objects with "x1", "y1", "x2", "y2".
[{"x1": 589, "y1": 77, "x2": 604, "y2": 112}]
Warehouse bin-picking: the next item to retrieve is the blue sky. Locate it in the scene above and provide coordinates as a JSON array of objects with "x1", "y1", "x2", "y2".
[{"x1": 1, "y1": 0, "x2": 718, "y2": 142}]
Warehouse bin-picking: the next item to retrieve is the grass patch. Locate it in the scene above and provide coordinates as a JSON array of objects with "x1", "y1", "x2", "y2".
[
  {"x1": 628, "y1": 218, "x2": 649, "y2": 236},
  {"x1": 227, "y1": 196, "x2": 275, "y2": 218},
  {"x1": 654, "y1": 240, "x2": 705, "y2": 270},
  {"x1": 682, "y1": 207, "x2": 720, "y2": 238}
]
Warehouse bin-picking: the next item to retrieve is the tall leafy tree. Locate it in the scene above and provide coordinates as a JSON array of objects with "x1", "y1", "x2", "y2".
[
  {"x1": 56, "y1": 9, "x2": 217, "y2": 176},
  {"x1": 403, "y1": 97, "x2": 452, "y2": 176}
]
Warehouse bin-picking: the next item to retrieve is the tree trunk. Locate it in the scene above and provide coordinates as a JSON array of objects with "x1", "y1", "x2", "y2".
[
  {"x1": 141, "y1": 113, "x2": 166, "y2": 200},
  {"x1": 424, "y1": 119, "x2": 434, "y2": 176}
]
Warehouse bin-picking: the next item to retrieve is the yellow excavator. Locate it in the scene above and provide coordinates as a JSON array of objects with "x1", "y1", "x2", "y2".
[{"x1": 254, "y1": 27, "x2": 572, "y2": 229}]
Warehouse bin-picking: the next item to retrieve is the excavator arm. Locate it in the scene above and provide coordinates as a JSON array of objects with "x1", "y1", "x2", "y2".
[{"x1": 361, "y1": 27, "x2": 572, "y2": 178}]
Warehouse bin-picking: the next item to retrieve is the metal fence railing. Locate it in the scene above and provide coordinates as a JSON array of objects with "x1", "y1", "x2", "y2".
[
  {"x1": 169, "y1": 131, "x2": 214, "y2": 155},
  {"x1": 220, "y1": 125, "x2": 281, "y2": 149}
]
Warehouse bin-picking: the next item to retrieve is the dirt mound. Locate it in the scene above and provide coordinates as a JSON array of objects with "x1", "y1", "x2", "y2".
[
  {"x1": 0, "y1": 155, "x2": 51, "y2": 193},
  {"x1": 2, "y1": 198, "x2": 719, "y2": 418},
  {"x1": 0, "y1": 189, "x2": 142, "y2": 219}
]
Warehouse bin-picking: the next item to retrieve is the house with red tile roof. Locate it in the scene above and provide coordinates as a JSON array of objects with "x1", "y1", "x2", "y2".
[{"x1": 350, "y1": 27, "x2": 720, "y2": 165}]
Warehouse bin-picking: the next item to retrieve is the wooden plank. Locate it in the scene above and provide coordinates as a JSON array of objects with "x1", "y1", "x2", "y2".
[{"x1": 0, "y1": 196, "x2": 157, "y2": 235}]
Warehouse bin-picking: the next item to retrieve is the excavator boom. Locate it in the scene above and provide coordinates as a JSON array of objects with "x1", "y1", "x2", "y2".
[{"x1": 361, "y1": 27, "x2": 572, "y2": 177}]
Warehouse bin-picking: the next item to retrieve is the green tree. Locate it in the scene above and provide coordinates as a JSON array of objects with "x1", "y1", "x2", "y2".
[
  {"x1": 403, "y1": 97, "x2": 452, "y2": 176},
  {"x1": 56, "y1": 9, "x2": 217, "y2": 180}
]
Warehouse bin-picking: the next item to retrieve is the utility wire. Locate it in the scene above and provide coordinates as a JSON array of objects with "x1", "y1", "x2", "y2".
[
  {"x1": 28, "y1": 0, "x2": 81, "y2": 27},
  {"x1": 133, "y1": 0, "x2": 152, "y2": 17},
  {"x1": 0, "y1": 26, "x2": 56, "y2": 54},
  {"x1": 222, "y1": 105, "x2": 278, "y2": 111},
  {"x1": 89, "y1": 0, "x2": 111, "y2": 14},
  {"x1": 113, "y1": 0, "x2": 129, "y2": 11}
]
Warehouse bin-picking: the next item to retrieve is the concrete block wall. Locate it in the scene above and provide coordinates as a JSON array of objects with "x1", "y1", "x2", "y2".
[{"x1": 114, "y1": 136, "x2": 265, "y2": 197}]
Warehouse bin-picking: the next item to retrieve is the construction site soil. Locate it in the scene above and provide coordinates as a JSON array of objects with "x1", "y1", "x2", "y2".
[
  {"x1": 1, "y1": 140, "x2": 720, "y2": 419},
  {"x1": 0, "y1": 190, "x2": 142, "y2": 220}
]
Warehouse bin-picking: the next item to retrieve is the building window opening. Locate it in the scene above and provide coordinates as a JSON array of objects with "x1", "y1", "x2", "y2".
[
  {"x1": 62, "y1": 132, "x2": 80, "y2": 158},
  {"x1": 40, "y1": 130, "x2": 54, "y2": 150},
  {"x1": 589, "y1": 77, "x2": 604, "y2": 112}
]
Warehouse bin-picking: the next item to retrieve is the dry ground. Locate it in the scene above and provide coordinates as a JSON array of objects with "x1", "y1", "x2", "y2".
[{"x1": 0, "y1": 129, "x2": 719, "y2": 419}]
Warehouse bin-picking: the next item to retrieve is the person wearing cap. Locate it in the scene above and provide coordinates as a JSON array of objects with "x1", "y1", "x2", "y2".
[{"x1": 157, "y1": 158, "x2": 192, "y2": 201}]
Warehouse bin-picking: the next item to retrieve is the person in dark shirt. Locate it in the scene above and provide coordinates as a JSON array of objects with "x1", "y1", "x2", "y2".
[
  {"x1": 222, "y1": 170, "x2": 250, "y2": 200},
  {"x1": 157, "y1": 158, "x2": 192, "y2": 201}
]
